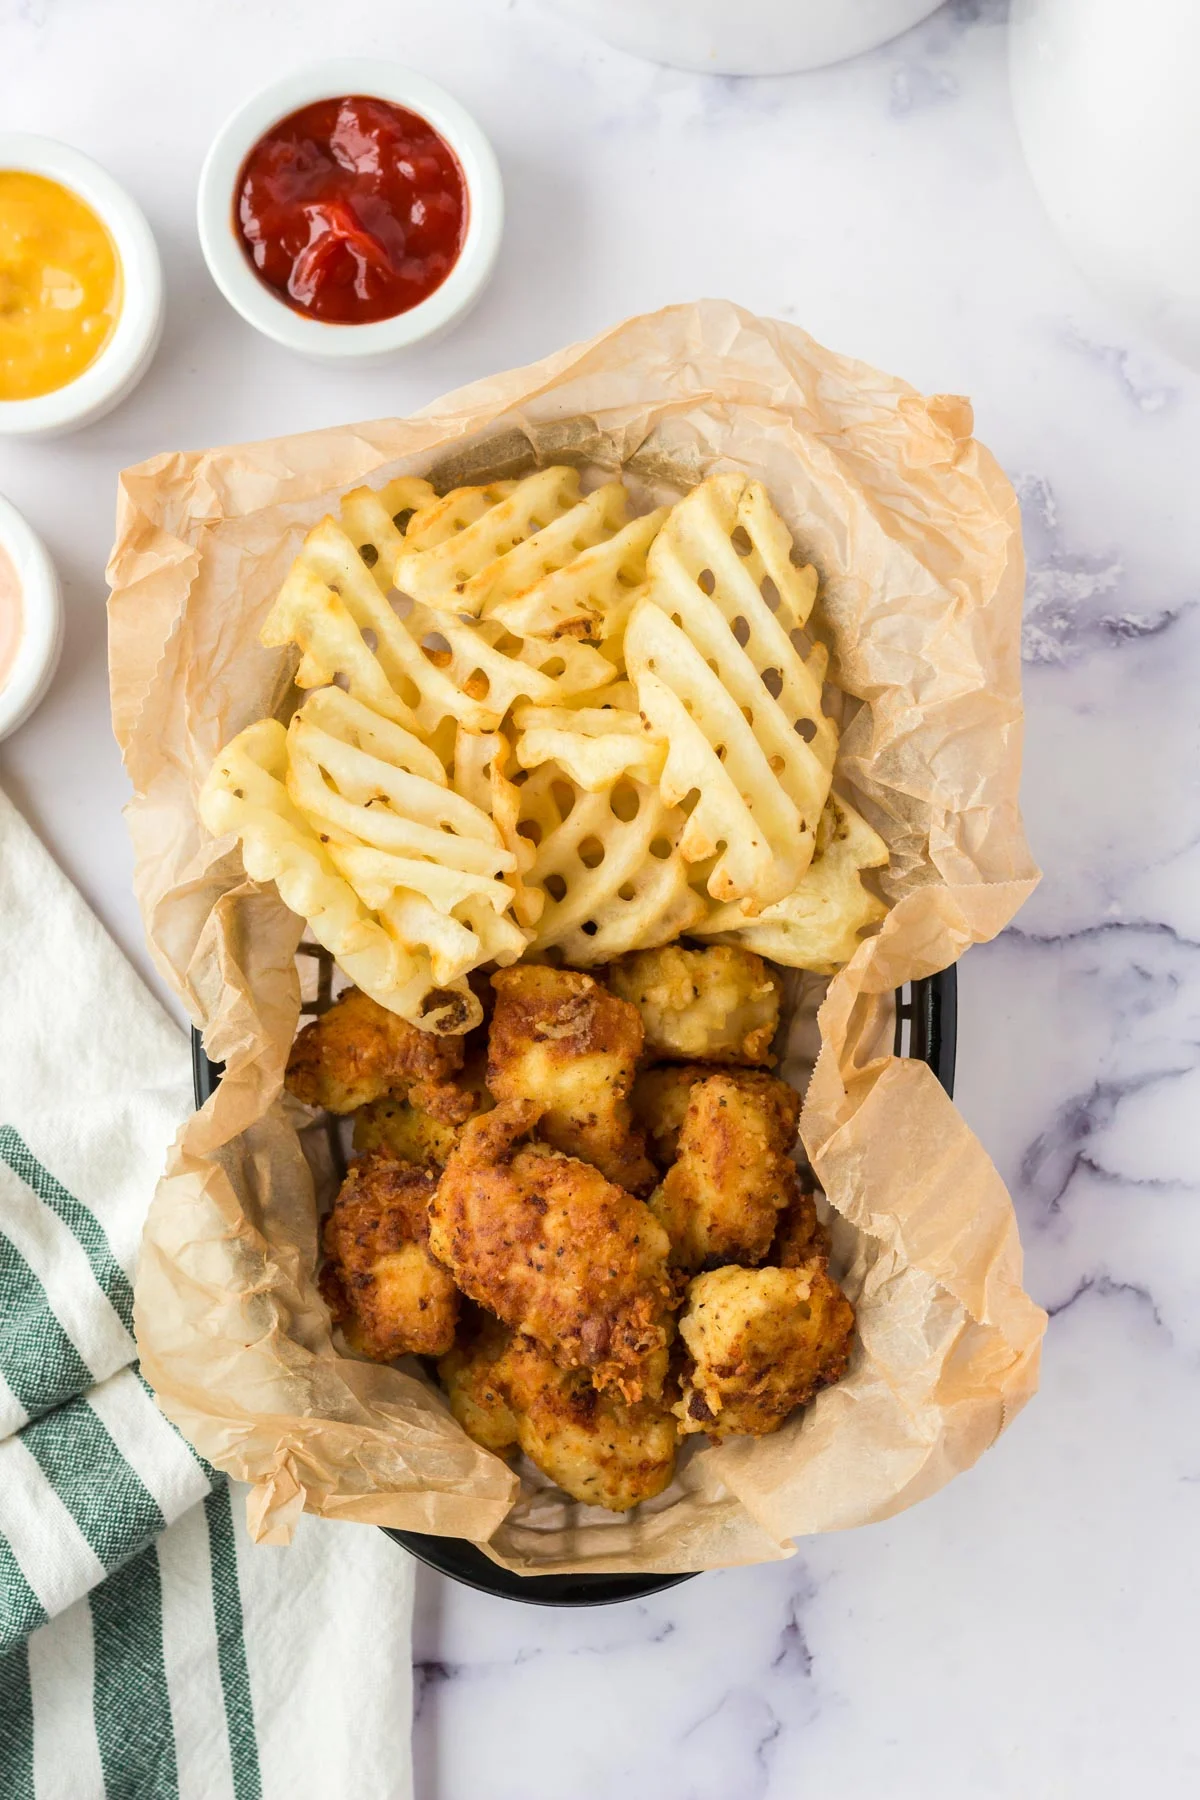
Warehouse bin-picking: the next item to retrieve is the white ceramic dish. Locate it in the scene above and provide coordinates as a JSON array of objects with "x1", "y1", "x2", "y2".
[
  {"x1": 197, "y1": 61, "x2": 504, "y2": 364},
  {"x1": 0, "y1": 134, "x2": 164, "y2": 439},
  {"x1": 542, "y1": 0, "x2": 943, "y2": 76},
  {"x1": 0, "y1": 493, "x2": 63, "y2": 742},
  {"x1": 1010, "y1": 0, "x2": 1200, "y2": 373}
]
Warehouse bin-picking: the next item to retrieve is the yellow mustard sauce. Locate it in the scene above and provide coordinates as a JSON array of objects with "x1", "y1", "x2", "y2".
[{"x1": 0, "y1": 170, "x2": 122, "y2": 401}]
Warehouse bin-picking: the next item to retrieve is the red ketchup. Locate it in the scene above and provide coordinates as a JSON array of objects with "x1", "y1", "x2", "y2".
[{"x1": 235, "y1": 95, "x2": 468, "y2": 324}]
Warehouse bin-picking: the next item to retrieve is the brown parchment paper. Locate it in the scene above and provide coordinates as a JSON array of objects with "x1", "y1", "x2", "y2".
[{"x1": 109, "y1": 301, "x2": 1046, "y2": 1573}]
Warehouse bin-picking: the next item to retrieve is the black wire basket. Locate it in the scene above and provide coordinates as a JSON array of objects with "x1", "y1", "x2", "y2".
[{"x1": 191, "y1": 963, "x2": 956, "y2": 1607}]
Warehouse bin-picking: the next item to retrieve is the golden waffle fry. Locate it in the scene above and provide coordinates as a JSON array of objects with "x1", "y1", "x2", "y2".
[
  {"x1": 512, "y1": 698, "x2": 666, "y2": 792},
  {"x1": 489, "y1": 507, "x2": 668, "y2": 644},
  {"x1": 261, "y1": 511, "x2": 612, "y2": 738},
  {"x1": 198, "y1": 718, "x2": 480, "y2": 1031},
  {"x1": 456, "y1": 891, "x2": 530, "y2": 967},
  {"x1": 558, "y1": 678, "x2": 640, "y2": 712},
  {"x1": 400, "y1": 480, "x2": 520, "y2": 552},
  {"x1": 695, "y1": 792, "x2": 888, "y2": 973},
  {"x1": 286, "y1": 688, "x2": 513, "y2": 879},
  {"x1": 519, "y1": 763, "x2": 707, "y2": 965},
  {"x1": 285, "y1": 688, "x2": 527, "y2": 1002},
  {"x1": 467, "y1": 613, "x2": 616, "y2": 702},
  {"x1": 459, "y1": 479, "x2": 629, "y2": 617},
  {"x1": 625, "y1": 609, "x2": 806, "y2": 907},
  {"x1": 394, "y1": 467, "x2": 611, "y2": 615},
  {"x1": 453, "y1": 726, "x2": 543, "y2": 928},
  {"x1": 624, "y1": 472, "x2": 838, "y2": 909},
  {"x1": 327, "y1": 846, "x2": 524, "y2": 985},
  {"x1": 340, "y1": 476, "x2": 436, "y2": 583}
]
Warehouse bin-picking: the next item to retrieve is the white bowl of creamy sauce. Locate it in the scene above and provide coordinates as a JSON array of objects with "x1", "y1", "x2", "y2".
[
  {"x1": 0, "y1": 493, "x2": 62, "y2": 742},
  {"x1": 0, "y1": 135, "x2": 163, "y2": 438}
]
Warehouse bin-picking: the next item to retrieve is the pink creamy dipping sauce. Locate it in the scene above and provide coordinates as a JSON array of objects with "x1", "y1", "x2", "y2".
[
  {"x1": 0, "y1": 539, "x2": 22, "y2": 692},
  {"x1": 0, "y1": 493, "x2": 63, "y2": 741}
]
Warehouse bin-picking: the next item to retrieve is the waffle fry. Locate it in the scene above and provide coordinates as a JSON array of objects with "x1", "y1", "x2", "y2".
[
  {"x1": 461, "y1": 479, "x2": 628, "y2": 617},
  {"x1": 340, "y1": 476, "x2": 436, "y2": 582},
  {"x1": 400, "y1": 480, "x2": 518, "y2": 553},
  {"x1": 489, "y1": 507, "x2": 668, "y2": 645},
  {"x1": 286, "y1": 688, "x2": 513, "y2": 879},
  {"x1": 559, "y1": 678, "x2": 640, "y2": 712},
  {"x1": 695, "y1": 792, "x2": 888, "y2": 973},
  {"x1": 198, "y1": 718, "x2": 481, "y2": 1031},
  {"x1": 393, "y1": 467, "x2": 625, "y2": 617},
  {"x1": 452, "y1": 725, "x2": 543, "y2": 929},
  {"x1": 519, "y1": 763, "x2": 707, "y2": 965},
  {"x1": 472, "y1": 614, "x2": 615, "y2": 701},
  {"x1": 327, "y1": 845, "x2": 525, "y2": 984},
  {"x1": 261, "y1": 511, "x2": 613, "y2": 739},
  {"x1": 625, "y1": 473, "x2": 837, "y2": 909},
  {"x1": 512, "y1": 698, "x2": 666, "y2": 792},
  {"x1": 284, "y1": 687, "x2": 526, "y2": 1007}
]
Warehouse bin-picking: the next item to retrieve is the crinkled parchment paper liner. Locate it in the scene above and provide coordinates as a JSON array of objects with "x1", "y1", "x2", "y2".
[{"x1": 109, "y1": 301, "x2": 1045, "y2": 1574}]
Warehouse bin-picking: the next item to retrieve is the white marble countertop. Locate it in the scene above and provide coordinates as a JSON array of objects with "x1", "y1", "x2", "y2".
[{"x1": 4, "y1": 3, "x2": 1198, "y2": 1795}]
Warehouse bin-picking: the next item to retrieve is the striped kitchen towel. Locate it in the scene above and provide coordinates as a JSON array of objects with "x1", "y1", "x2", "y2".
[{"x1": 0, "y1": 786, "x2": 415, "y2": 1800}]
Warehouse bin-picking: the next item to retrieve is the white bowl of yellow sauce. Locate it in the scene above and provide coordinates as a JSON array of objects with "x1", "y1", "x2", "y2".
[{"x1": 0, "y1": 135, "x2": 163, "y2": 438}]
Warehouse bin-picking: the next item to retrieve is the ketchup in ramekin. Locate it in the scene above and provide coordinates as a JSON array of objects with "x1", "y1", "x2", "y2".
[{"x1": 235, "y1": 96, "x2": 468, "y2": 325}]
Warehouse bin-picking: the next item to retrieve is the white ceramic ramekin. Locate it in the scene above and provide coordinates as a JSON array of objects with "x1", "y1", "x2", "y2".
[
  {"x1": 1011, "y1": 0, "x2": 1200, "y2": 373},
  {"x1": 197, "y1": 61, "x2": 504, "y2": 365},
  {"x1": 542, "y1": 0, "x2": 943, "y2": 76},
  {"x1": 0, "y1": 134, "x2": 164, "y2": 439},
  {"x1": 0, "y1": 493, "x2": 63, "y2": 742}
]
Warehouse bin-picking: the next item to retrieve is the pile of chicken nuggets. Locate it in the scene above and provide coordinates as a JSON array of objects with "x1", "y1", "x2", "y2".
[{"x1": 288, "y1": 942, "x2": 855, "y2": 1513}]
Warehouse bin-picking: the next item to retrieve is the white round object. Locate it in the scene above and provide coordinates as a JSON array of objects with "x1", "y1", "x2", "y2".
[
  {"x1": 0, "y1": 493, "x2": 63, "y2": 743},
  {"x1": 540, "y1": 0, "x2": 943, "y2": 76},
  {"x1": 197, "y1": 62, "x2": 504, "y2": 365},
  {"x1": 0, "y1": 135, "x2": 164, "y2": 440},
  {"x1": 1010, "y1": 0, "x2": 1200, "y2": 371}
]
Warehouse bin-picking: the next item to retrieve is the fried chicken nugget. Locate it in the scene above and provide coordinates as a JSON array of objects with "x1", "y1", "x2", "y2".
[
  {"x1": 322, "y1": 1149, "x2": 459, "y2": 1359},
  {"x1": 634, "y1": 1064, "x2": 830, "y2": 1265},
  {"x1": 487, "y1": 965, "x2": 655, "y2": 1194},
  {"x1": 606, "y1": 944, "x2": 782, "y2": 1066},
  {"x1": 646, "y1": 1070, "x2": 804, "y2": 1271},
  {"x1": 437, "y1": 1311, "x2": 520, "y2": 1454},
  {"x1": 630, "y1": 1063, "x2": 702, "y2": 1168},
  {"x1": 353, "y1": 1056, "x2": 494, "y2": 1168},
  {"x1": 287, "y1": 986, "x2": 465, "y2": 1116},
  {"x1": 675, "y1": 1262, "x2": 854, "y2": 1438},
  {"x1": 353, "y1": 1096, "x2": 460, "y2": 1169},
  {"x1": 428, "y1": 1100, "x2": 675, "y2": 1402},
  {"x1": 770, "y1": 1178, "x2": 830, "y2": 1269},
  {"x1": 439, "y1": 1316, "x2": 678, "y2": 1512}
]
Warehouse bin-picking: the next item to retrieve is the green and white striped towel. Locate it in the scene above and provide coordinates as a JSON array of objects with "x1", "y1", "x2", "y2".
[{"x1": 0, "y1": 786, "x2": 415, "y2": 1799}]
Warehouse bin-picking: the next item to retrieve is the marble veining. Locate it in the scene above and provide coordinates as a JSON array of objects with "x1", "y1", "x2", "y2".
[
  {"x1": 1055, "y1": 325, "x2": 1181, "y2": 415},
  {"x1": 2, "y1": 1, "x2": 1198, "y2": 1795}
]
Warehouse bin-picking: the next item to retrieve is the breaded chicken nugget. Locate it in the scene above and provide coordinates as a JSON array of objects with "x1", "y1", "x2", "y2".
[
  {"x1": 352, "y1": 1095, "x2": 460, "y2": 1170},
  {"x1": 437, "y1": 1310, "x2": 520, "y2": 1454},
  {"x1": 487, "y1": 965, "x2": 655, "y2": 1194},
  {"x1": 648, "y1": 1070, "x2": 803, "y2": 1271},
  {"x1": 770, "y1": 1179, "x2": 830, "y2": 1269},
  {"x1": 428, "y1": 1100, "x2": 675, "y2": 1402},
  {"x1": 287, "y1": 987, "x2": 464, "y2": 1116},
  {"x1": 353, "y1": 1055, "x2": 493, "y2": 1168},
  {"x1": 605, "y1": 944, "x2": 781, "y2": 1066},
  {"x1": 322, "y1": 1149, "x2": 458, "y2": 1359},
  {"x1": 675, "y1": 1262, "x2": 854, "y2": 1438},
  {"x1": 440, "y1": 1316, "x2": 678, "y2": 1512},
  {"x1": 630, "y1": 1063, "x2": 706, "y2": 1167}
]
